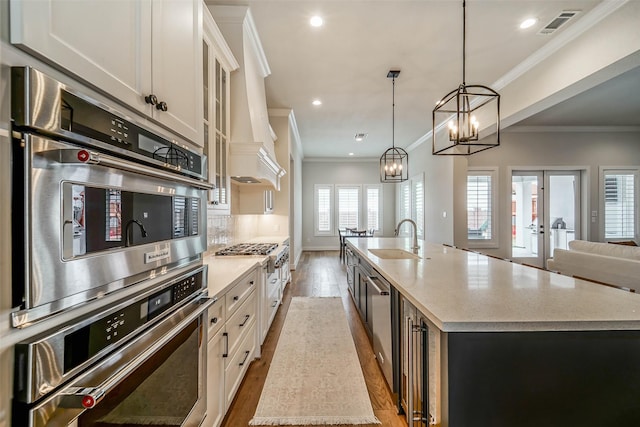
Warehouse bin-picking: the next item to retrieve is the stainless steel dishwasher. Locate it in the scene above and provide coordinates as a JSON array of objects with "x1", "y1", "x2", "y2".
[{"x1": 367, "y1": 273, "x2": 393, "y2": 388}]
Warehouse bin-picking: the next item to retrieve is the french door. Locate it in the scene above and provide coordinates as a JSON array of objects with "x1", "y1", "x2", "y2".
[{"x1": 511, "y1": 170, "x2": 581, "y2": 268}]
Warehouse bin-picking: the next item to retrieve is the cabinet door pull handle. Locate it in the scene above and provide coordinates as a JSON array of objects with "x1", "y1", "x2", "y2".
[
  {"x1": 239, "y1": 314, "x2": 250, "y2": 327},
  {"x1": 407, "y1": 316, "x2": 414, "y2": 427},
  {"x1": 144, "y1": 94, "x2": 158, "y2": 105},
  {"x1": 272, "y1": 300, "x2": 278, "y2": 308},
  {"x1": 249, "y1": 280, "x2": 254, "y2": 285},
  {"x1": 233, "y1": 295, "x2": 239, "y2": 301},
  {"x1": 222, "y1": 332, "x2": 229, "y2": 358},
  {"x1": 210, "y1": 317, "x2": 218, "y2": 324},
  {"x1": 156, "y1": 101, "x2": 168, "y2": 111},
  {"x1": 239, "y1": 350, "x2": 250, "y2": 366}
]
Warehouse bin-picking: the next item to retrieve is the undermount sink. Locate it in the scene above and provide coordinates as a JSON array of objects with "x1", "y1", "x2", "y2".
[{"x1": 368, "y1": 248, "x2": 420, "y2": 260}]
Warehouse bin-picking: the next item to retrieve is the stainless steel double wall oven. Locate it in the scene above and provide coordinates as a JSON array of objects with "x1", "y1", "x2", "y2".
[
  {"x1": 11, "y1": 67, "x2": 210, "y2": 327},
  {"x1": 10, "y1": 67, "x2": 213, "y2": 427}
]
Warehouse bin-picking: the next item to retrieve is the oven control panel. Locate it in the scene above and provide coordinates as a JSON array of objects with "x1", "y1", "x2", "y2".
[
  {"x1": 59, "y1": 268, "x2": 205, "y2": 373},
  {"x1": 56, "y1": 87, "x2": 203, "y2": 178}
]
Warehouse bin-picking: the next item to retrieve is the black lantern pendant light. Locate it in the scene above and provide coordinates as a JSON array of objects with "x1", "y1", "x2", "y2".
[
  {"x1": 432, "y1": 0, "x2": 500, "y2": 155},
  {"x1": 380, "y1": 70, "x2": 409, "y2": 183}
]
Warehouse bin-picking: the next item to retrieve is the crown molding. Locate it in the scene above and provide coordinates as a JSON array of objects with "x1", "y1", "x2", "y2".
[
  {"x1": 505, "y1": 125, "x2": 640, "y2": 133},
  {"x1": 244, "y1": 8, "x2": 271, "y2": 77},
  {"x1": 303, "y1": 157, "x2": 379, "y2": 163}
]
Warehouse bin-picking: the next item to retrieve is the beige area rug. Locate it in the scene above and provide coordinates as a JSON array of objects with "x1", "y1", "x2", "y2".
[{"x1": 250, "y1": 297, "x2": 380, "y2": 425}]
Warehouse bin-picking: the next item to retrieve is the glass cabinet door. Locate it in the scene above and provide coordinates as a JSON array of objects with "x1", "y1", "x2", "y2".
[{"x1": 203, "y1": 13, "x2": 231, "y2": 214}]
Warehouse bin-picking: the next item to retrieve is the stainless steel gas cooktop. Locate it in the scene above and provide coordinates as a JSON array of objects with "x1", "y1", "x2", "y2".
[{"x1": 215, "y1": 242, "x2": 278, "y2": 256}]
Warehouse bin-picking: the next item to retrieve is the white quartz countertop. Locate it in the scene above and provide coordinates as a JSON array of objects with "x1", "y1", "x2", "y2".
[
  {"x1": 348, "y1": 238, "x2": 640, "y2": 332},
  {"x1": 204, "y1": 255, "x2": 265, "y2": 297},
  {"x1": 203, "y1": 235, "x2": 289, "y2": 297}
]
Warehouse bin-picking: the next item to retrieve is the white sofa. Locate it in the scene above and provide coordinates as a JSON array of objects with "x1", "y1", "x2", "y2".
[{"x1": 546, "y1": 240, "x2": 640, "y2": 292}]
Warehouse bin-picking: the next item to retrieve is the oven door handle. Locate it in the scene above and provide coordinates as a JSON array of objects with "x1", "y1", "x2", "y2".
[
  {"x1": 56, "y1": 296, "x2": 215, "y2": 410},
  {"x1": 53, "y1": 148, "x2": 213, "y2": 190}
]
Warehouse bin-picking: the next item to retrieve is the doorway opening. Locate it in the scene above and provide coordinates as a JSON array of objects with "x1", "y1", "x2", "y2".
[{"x1": 511, "y1": 170, "x2": 581, "y2": 268}]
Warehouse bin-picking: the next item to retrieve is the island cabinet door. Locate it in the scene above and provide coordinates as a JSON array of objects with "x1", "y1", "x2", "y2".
[
  {"x1": 445, "y1": 330, "x2": 640, "y2": 427},
  {"x1": 401, "y1": 300, "x2": 441, "y2": 427}
]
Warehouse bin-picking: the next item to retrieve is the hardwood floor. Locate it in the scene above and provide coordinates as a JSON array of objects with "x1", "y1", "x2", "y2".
[{"x1": 221, "y1": 251, "x2": 407, "y2": 427}]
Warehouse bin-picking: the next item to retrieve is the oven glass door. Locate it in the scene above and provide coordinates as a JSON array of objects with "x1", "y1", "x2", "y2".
[
  {"x1": 66, "y1": 183, "x2": 199, "y2": 258},
  {"x1": 76, "y1": 319, "x2": 201, "y2": 427}
]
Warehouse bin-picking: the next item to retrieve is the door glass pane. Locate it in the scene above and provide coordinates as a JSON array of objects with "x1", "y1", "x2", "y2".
[
  {"x1": 203, "y1": 40, "x2": 209, "y2": 122},
  {"x1": 548, "y1": 175, "x2": 576, "y2": 257},
  {"x1": 219, "y1": 136, "x2": 227, "y2": 205},
  {"x1": 512, "y1": 175, "x2": 538, "y2": 257}
]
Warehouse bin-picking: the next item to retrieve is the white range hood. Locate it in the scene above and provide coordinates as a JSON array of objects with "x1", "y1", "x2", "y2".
[{"x1": 210, "y1": 5, "x2": 285, "y2": 190}]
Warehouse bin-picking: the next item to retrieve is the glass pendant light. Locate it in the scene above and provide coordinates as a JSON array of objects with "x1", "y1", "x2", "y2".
[
  {"x1": 380, "y1": 70, "x2": 409, "y2": 183},
  {"x1": 432, "y1": 0, "x2": 500, "y2": 155}
]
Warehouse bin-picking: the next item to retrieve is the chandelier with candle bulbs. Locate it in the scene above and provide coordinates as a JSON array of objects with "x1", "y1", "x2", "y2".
[
  {"x1": 380, "y1": 70, "x2": 409, "y2": 183},
  {"x1": 432, "y1": 0, "x2": 500, "y2": 155}
]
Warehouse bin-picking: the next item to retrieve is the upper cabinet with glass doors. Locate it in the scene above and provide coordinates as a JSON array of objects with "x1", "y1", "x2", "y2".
[
  {"x1": 10, "y1": 0, "x2": 204, "y2": 146},
  {"x1": 203, "y1": 7, "x2": 239, "y2": 214}
]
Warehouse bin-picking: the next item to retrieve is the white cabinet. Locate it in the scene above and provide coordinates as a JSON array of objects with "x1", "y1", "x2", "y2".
[
  {"x1": 203, "y1": 8, "x2": 238, "y2": 213},
  {"x1": 206, "y1": 328, "x2": 226, "y2": 427},
  {"x1": 204, "y1": 267, "x2": 257, "y2": 426},
  {"x1": 236, "y1": 187, "x2": 275, "y2": 215},
  {"x1": 10, "y1": 0, "x2": 203, "y2": 145},
  {"x1": 260, "y1": 261, "x2": 281, "y2": 344}
]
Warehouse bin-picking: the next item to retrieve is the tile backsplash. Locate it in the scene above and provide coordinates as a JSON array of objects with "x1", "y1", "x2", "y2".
[{"x1": 206, "y1": 208, "x2": 288, "y2": 253}]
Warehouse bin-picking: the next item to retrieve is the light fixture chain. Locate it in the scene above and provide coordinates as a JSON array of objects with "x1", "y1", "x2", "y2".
[
  {"x1": 392, "y1": 76, "x2": 395, "y2": 148},
  {"x1": 462, "y1": 0, "x2": 466, "y2": 85}
]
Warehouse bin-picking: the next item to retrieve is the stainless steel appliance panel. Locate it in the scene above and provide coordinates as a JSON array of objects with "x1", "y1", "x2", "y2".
[
  {"x1": 12, "y1": 271, "x2": 213, "y2": 427},
  {"x1": 368, "y1": 275, "x2": 393, "y2": 388},
  {"x1": 12, "y1": 67, "x2": 207, "y2": 180},
  {"x1": 12, "y1": 135, "x2": 208, "y2": 327}
]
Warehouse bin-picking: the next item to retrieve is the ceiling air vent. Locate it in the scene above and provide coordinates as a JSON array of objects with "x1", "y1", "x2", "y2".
[{"x1": 538, "y1": 10, "x2": 580, "y2": 35}]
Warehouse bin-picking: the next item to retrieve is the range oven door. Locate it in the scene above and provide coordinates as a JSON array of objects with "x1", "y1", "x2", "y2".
[
  {"x1": 12, "y1": 134, "x2": 209, "y2": 327},
  {"x1": 13, "y1": 292, "x2": 214, "y2": 427}
]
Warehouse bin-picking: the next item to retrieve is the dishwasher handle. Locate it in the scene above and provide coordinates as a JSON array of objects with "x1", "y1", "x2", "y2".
[{"x1": 366, "y1": 276, "x2": 390, "y2": 296}]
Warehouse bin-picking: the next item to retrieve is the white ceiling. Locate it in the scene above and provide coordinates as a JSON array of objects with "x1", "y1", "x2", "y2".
[{"x1": 206, "y1": 1, "x2": 638, "y2": 158}]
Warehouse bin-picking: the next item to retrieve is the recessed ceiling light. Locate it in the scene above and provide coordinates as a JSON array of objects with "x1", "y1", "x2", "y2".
[
  {"x1": 310, "y1": 16, "x2": 323, "y2": 27},
  {"x1": 520, "y1": 17, "x2": 538, "y2": 29},
  {"x1": 312, "y1": 99, "x2": 322, "y2": 106},
  {"x1": 354, "y1": 133, "x2": 367, "y2": 142},
  {"x1": 348, "y1": 152, "x2": 354, "y2": 156}
]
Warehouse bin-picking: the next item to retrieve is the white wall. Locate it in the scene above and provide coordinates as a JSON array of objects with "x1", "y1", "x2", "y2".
[
  {"x1": 403, "y1": 141, "x2": 460, "y2": 246},
  {"x1": 465, "y1": 130, "x2": 640, "y2": 259},
  {"x1": 302, "y1": 159, "x2": 396, "y2": 250}
]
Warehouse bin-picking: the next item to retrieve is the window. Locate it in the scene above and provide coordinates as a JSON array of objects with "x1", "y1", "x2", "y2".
[
  {"x1": 314, "y1": 184, "x2": 333, "y2": 236},
  {"x1": 601, "y1": 168, "x2": 638, "y2": 241},
  {"x1": 396, "y1": 174, "x2": 424, "y2": 239},
  {"x1": 467, "y1": 168, "x2": 498, "y2": 248},
  {"x1": 365, "y1": 185, "x2": 382, "y2": 232},
  {"x1": 336, "y1": 186, "x2": 360, "y2": 230},
  {"x1": 412, "y1": 178, "x2": 424, "y2": 239},
  {"x1": 314, "y1": 184, "x2": 383, "y2": 236}
]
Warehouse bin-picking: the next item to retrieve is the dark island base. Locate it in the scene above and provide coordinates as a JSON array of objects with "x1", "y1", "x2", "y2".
[{"x1": 447, "y1": 330, "x2": 640, "y2": 427}]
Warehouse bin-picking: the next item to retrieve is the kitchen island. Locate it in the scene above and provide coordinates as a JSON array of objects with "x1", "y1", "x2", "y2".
[{"x1": 346, "y1": 237, "x2": 640, "y2": 427}]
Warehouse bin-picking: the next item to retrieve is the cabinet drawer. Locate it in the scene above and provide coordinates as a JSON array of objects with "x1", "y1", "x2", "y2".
[
  {"x1": 226, "y1": 270, "x2": 257, "y2": 317},
  {"x1": 224, "y1": 321, "x2": 256, "y2": 410},
  {"x1": 266, "y1": 270, "x2": 280, "y2": 296},
  {"x1": 207, "y1": 294, "x2": 226, "y2": 339},
  {"x1": 226, "y1": 290, "x2": 256, "y2": 358},
  {"x1": 265, "y1": 285, "x2": 280, "y2": 330}
]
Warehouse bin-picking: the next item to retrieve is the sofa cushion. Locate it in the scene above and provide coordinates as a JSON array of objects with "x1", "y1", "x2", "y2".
[
  {"x1": 548, "y1": 248, "x2": 640, "y2": 291},
  {"x1": 568, "y1": 240, "x2": 640, "y2": 261}
]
